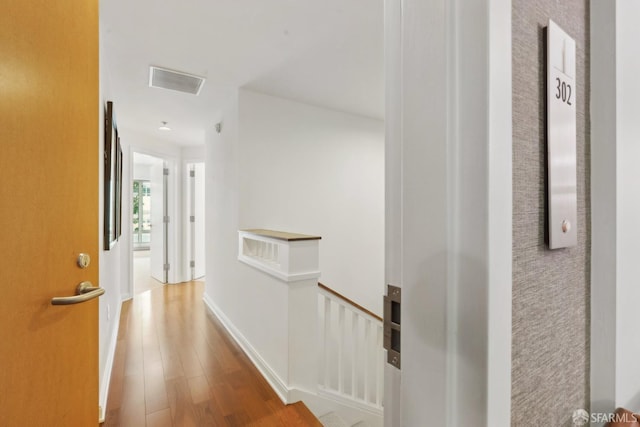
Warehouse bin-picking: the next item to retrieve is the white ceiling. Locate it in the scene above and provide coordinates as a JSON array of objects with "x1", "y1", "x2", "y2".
[{"x1": 101, "y1": 0, "x2": 384, "y2": 146}]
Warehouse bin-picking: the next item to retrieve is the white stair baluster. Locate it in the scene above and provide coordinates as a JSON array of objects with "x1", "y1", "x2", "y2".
[
  {"x1": 338, "y1": 303, "x2": 345, "y2": 394},
  {"x1": 364, "y1": 318, "x2": 371, "y2": 403},
  {"x1": 376, "y1": 324, "x2": 383, "y2": 406},
  {"x1": 351, "y1": 311, "x2": 358, "y2": 399},
  {"x1": 324, "y1": 295, "x2": 332, "y2": 389}
]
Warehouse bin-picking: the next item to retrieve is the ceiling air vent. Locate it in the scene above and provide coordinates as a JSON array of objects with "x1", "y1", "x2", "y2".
[{"x1": 149, "y1": 66, "x2": 205, "y2": 95}]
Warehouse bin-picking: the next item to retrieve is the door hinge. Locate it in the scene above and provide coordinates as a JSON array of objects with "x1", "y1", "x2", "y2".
[
  {"x1": 190, "y1": 170, "x2": 195, "y2": 178},
  {"x1": 163, "y1": 215, "x2": 170, "y2": 223},
  {"x1": 163, "y1": 263, "x2": 170, "y2": 271},
  {"x1": 163, "y1": 167, "x2": 170, "y2": 176},
  {"x1": 190, "y1": 260, "x2": 195, "y2": 268},
  {"x1": 190, "y1": 215, "x2": 195, "y2": 223}
]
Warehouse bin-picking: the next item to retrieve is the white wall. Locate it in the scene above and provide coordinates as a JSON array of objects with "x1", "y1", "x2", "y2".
[
  {"x1": 591, "y1": 0, "x2": 640, "y2": 417},
  {"x1": 238, "y1": 90, "x2": 385, "y2": 314},
  {"x1": 98, "y1": 18, "x2": 124, "y2": 415},
  {"x1": 204, "y1": 94, "x2": 291, "y2": 385}
]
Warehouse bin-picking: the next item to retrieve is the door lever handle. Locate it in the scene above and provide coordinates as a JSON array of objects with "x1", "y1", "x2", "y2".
[{"x1": 51, "y1": 281, "x2": 105, "y2": 306}]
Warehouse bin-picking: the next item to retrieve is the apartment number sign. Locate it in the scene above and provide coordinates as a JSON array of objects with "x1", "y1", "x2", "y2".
[{"x1": 546, "y1": 19, "x2": 577, "y2": 249}]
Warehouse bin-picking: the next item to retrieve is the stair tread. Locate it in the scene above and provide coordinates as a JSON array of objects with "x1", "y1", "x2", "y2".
[{"x1": 319, "y1": 412, "x2": 351, "y2": 427}]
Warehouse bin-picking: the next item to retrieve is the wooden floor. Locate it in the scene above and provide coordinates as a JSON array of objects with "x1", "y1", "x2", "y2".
[{"x1": 103, "y1": 281, "x2": 321, "y2": 427}]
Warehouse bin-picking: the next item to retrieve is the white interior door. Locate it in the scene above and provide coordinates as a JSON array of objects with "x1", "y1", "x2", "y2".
[
  {"x1": 193, "y1": 163, "x2": 206, "y2": 279},
  {"x1": 149, "y1": 157, "x2": 166, "y2": 283}
]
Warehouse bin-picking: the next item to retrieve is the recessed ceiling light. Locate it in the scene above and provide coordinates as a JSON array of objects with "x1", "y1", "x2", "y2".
[{"x1": 159, "y1": 121, "x2": 171, "y2": 131}]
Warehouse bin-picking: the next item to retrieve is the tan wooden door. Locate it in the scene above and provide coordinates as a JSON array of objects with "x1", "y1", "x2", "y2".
[{"x1": 0, "y1": 0, "x2": 100, "y2": 425}]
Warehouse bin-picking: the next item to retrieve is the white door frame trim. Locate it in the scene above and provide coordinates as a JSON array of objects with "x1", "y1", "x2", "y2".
[
  {"x1": 591, "y1": 0, "x2": 640, "y2": 417},
  {"x1": 384, "y1": 0, "x2": 512, "y2": 425}
]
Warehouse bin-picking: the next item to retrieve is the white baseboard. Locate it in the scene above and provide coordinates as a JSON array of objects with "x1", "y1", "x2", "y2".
[
  {"x1": 98, "y1": 299, "x2": 122, "y2": 423},
  {"x1": 202, "y1": 292, "x2": 291, "y2": 404}
]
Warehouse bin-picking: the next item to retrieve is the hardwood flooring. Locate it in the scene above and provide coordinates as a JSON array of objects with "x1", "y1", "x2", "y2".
[{"x1": 103, "y1": 281, "x2": 321, "y2": 427}]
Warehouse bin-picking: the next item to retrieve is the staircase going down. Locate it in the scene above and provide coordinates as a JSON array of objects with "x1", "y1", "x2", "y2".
[{"x1": 235, "y1": 230, "x2": 384, "y2": 427}]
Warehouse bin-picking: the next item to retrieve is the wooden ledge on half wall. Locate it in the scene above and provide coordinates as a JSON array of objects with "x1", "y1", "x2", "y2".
[{"x1": 240, "y1": 228, "x2": 321, "y2": 242}]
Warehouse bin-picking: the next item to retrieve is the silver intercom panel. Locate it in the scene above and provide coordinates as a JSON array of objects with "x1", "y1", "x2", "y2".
[{"x1": 547, "y1": 19, "x2": 577, "y2": 249}]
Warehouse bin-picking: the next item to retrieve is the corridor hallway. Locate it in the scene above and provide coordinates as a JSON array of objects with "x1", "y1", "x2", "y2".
[{"x1": 103, "y1": 281, "x2": 321, "y2": 426}]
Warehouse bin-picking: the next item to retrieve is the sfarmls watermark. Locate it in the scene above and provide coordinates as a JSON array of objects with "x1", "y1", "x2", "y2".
[{"x1": 573, "y1": 409, "x2": 638, "y2": 425}]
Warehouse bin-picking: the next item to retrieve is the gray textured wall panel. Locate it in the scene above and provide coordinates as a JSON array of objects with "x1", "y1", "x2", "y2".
[{"x1": 512, "y1": 1, "x2": 591, "y2": 426}]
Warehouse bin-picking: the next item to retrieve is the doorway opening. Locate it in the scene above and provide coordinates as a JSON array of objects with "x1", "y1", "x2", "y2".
[{"x1": 132, "y1": 152, "x2": 167, "y2": 295}]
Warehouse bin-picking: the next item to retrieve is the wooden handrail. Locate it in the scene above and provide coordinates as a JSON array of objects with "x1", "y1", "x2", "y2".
[
  {"x1": 318, "y1": 282, "x2": 382, "y2": 322},
  {"x1": 241, "y1": 229, "x2": 321, "y2": 241}
]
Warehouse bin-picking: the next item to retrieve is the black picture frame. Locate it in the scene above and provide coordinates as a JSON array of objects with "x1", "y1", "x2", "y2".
[{"x1": 104, "y1": 101, "x2": 118, "y2": 250}]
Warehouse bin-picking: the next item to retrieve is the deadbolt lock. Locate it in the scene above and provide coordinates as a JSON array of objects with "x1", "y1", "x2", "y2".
[{"x1": 77, "y1": 253, "x2": 91, "y2": 269}]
